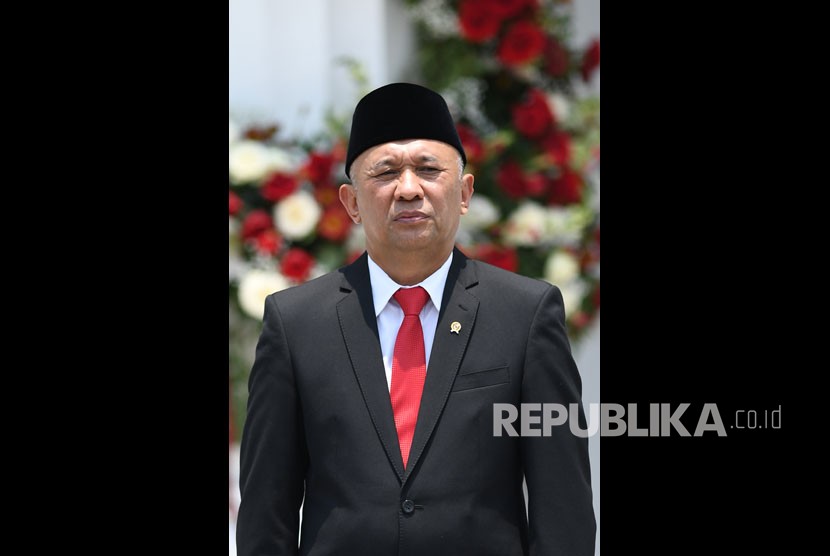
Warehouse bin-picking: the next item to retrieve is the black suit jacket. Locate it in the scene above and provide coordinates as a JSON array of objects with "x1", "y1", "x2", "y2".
[{"x1": 237, "y1": 248, "x2": 596, "y2": 555}]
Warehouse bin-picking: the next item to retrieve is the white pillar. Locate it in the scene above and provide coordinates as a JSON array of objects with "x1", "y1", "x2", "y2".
[{"x1": 229, "y1": 0, "x2": 415, "y2": 137}]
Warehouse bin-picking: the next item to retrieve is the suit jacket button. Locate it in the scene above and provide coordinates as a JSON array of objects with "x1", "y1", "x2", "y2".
[{"x1": 401, "y1": 499, "x2": 415, "y2": 514}]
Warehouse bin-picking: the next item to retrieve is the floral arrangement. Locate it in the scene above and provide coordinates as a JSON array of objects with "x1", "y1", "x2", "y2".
[
  {"x1": 403, "y1": 0, "x2": 600, "y2": 324},
  {"x1": 229, "y1": 0, "x2": 599, "y2": 441},
  {"x1": 228, "y1": 114, "x2": 355, "y2": 437}
]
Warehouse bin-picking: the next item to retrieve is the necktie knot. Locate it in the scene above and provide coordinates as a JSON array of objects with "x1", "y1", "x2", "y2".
[{"x1": 394, "y1": 286, "x2": 429, "y2": 316}]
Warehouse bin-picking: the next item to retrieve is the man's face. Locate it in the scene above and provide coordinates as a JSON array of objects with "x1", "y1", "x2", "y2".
[{"x1": 340, "y1": 139, "x2": 474, "y2": 260}]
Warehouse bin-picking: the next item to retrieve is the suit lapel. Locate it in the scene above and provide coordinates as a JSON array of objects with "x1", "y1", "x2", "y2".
[
  {"x1": 336, "y1": 254, "x2": 406, "y2": 480},
  {"x1": 404, "y1": 249, "x2": 479, "y2": 483}
]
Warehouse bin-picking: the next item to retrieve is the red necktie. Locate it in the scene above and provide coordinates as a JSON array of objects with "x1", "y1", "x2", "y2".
[{"x1": 390, "y1": 286, "x2": 429, "y2": 469}]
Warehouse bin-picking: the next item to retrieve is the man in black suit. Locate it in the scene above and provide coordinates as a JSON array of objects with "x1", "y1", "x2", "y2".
[{"x1": 237, "y1": 82, "x2": 596, "y2": 555}]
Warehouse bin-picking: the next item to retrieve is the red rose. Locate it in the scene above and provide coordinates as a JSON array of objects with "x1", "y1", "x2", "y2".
[
  {"x1": 475, "y1": 244, "x2": 519, "y2": 273},
  {"x1": 456, "y1": 124, "x2": 484, "y2": 165},
  {"x1": 569, "y1": 310, "x2": 590, "y2": 331},
  {"x1": 241, "y1": 209, "x2": 273, "y2": 240},
  {"x1": 524, "y1": 173, "x2": 547, "y2": 197},
  {"x1": 317, "y1": 203, "x2": 353, "y2": 243},
  {"x1": 581, "y1": 247, "x2": 600, "y2": 274},
  {"x1": 497, "y1": 20, "x2": 546, "y2": 66},
  {"x1": 280, "y1": 247, "x2": 315, "y2": 282},
  {"x1": 330, "y1": 139, "x2": 347, "y2": 162},
  {"x1": 581, "y1": 226, "x2": 601, "y2": 272},
  {"x1": 496, "y1": 160, "x2": 547, "y2": 199},
  {"x1": 303, "y1": 151, "x2": 336, "y2": 186},
  {"x1": 314, "y1": 183, "x2": 340, "y2": 208},
  {"x1": 261, "y1": 172, "x2": 298, "y2": 202},
  {"x1": 581, "y1": 39, "x2": 600, "y2": 82},
  {"x1": 496, "y1": 160, "x2": 528, "y2": 198},
  {"x1": 544, "y1": 37, "x2": 569, "y2": 77},
  {"x1": 251, "y1": 228, "x2": 282, "y2": 256},
  {"x1": 229, "y1": 190, "x2": 243, "y2": 216},
  {"x1": 542, "y1": 130, "x2": 572, "y2": 166},
  {"x1": 459, "y1": 0, "x2": 501, "y2": 43},
  {"x1": 511, "y1": 88, "x2": 555, "y2": 139},
  {"x1": 491, "y1": 0, "x2": 534, "y2": 18},
  {"x1": 548, "y1": 166, "x2": 583, "y2": 206}
]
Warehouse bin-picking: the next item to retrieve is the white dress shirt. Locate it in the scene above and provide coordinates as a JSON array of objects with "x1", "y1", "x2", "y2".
[{"x1": 367, "y1": 251, "x2": 454, "y2": 391}]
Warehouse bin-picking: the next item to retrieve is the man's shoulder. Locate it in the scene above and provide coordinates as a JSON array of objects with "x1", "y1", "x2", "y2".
[
  {"x1": 469, "y1": 258, "x2": 551, "y2": 296},
  {"x1": 266, "y1": 268, "x2": 344, "y2": 308}
]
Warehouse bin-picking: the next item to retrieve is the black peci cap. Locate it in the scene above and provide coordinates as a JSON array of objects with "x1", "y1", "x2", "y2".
[{"x1": 344, "y1": 82, "x2": 466, "y2": 178}]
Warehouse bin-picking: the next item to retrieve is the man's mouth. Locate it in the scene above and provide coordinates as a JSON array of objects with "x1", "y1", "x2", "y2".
[{"x1": 394, "y1": 211, "x2": 429, "y2": 223}]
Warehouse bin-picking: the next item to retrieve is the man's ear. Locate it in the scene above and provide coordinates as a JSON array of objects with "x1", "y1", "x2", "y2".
[
  {"x1": 460, "y1": 174, "x2": 474, "y2": 215},
  {"x1": 339, "y1": 184, "x2": 361, "y2": 223}
]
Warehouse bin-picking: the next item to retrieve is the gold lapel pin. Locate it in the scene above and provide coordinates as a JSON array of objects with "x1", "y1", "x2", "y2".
[{"x1": 450, "y1": 321, "x2": 461, "y2": 334}]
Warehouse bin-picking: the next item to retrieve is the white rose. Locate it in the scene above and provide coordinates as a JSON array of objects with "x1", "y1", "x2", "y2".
[
  {"x1": 228, "y1": 253, "x2": 247, "y2": 283},
  {"x1": 547, "y1": 92, "x2": 570, "y2": 123},
  {"x1": 502, "y1": 201, "x2": 548, "y2": 246},
  {"x1": 544, "y1": 250, "x2": 581, "y2": 285},
  {"x1": 237, "y1": 268, "x2": 290, "y2": 320},
  {"x1": 545, "y1": 206, "x2": 591, "y2": 246},
  {"x1": 514, "y1": 65, "x2": 542, "y2": 82},
  {"x1": 559, "y1": 280, "x2": 586, "y2": 319},
  {"x1": 345, "y1": 223, "x2": 366, "y2": 254},
  {"x1": 407, "y1": 0, "x2": 460, "y2": 38},
  {"x1": 274, "y1": 190, "x2": 322, "y2": 240},
  {"x1": 308, "y1": 264, "x2": 327, "y2": 281},
  {"x1": 459, "y1": 195, "x2": 500, "y2": 231},
  {"x1": 267, "y1": 146, "x2": 296, "y2": 173},
  {"x1": 229, "y1": 140, "x2": 272, "y2": 184}
]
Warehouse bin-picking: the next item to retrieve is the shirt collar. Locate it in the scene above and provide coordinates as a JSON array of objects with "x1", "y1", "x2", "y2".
[{"x1": 367, "y1": 251, "x2": 454, "y2": 317}]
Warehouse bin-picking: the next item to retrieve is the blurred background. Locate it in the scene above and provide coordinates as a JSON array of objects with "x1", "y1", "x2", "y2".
[{"x1": 229, "y1": 0, "x2": 599, "y2": 553}]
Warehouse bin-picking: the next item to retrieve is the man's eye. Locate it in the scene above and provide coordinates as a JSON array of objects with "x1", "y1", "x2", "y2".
[{"x1": 419, "y1": 167, "x2": 440, "y2": 174}]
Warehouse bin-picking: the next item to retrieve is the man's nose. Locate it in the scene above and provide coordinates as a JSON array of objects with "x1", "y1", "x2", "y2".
[{"x1": 395, "y1": 168, "x2": 424, "y2": 200}]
